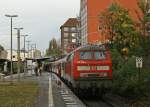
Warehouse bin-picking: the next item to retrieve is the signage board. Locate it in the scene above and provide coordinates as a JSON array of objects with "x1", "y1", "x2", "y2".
[{"x1": 136, "y1": 57, "x2": 143, "y2": 68}]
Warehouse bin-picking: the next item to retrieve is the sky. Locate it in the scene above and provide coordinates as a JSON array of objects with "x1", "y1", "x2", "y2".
[{"x1": 0, "y1": 0, "x2": 80, "y2": 52}]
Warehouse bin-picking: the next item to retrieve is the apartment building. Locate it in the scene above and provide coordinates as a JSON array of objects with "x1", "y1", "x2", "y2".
[
  {"x1": 60, "y1": 18, "x2": 80, "y2": 53},
  {"x1": 80, "y1": 0, "x2": 142, "y2": 45}
]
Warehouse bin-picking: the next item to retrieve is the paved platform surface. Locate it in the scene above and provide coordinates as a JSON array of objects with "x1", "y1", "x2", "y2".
[
  {"x1": 3, "y1": 71, "x2": 86, "y2": 107},
  {"x1": 52, "y1": 74, "x2": 86, "y2": 107}
]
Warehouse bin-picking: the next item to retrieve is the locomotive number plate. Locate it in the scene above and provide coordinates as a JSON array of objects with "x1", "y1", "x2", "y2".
[{"x1": 88, "y1": 74, "x2": 99, "y2": 77}]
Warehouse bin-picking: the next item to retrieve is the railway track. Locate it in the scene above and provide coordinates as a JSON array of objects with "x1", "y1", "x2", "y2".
[
  {"x1": 61, "y1": 76, "x2": 115, "y2": 107},
  {"x1": 82, "y1": 98, "x2": 115, "y2": 107}
]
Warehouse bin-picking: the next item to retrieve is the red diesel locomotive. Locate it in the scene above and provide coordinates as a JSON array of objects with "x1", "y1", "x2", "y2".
[{"x1": 53, "y1": 44, "x2": 112, "y2": 94}]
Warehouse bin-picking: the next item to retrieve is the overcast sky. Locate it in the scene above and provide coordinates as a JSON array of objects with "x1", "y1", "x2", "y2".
[{"x1": 0, "y1": 0, "x2": 80, "y2": 52}]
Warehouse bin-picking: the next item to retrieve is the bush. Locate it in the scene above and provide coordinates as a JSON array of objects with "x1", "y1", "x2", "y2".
[{"x1": 110, "y1": 48, "x2": 150, "y2": 107}]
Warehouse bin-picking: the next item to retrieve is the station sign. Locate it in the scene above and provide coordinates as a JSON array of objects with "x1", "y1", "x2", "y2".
[{"x1": 136, "y1": 57, "x2": 143, "y2": 68}]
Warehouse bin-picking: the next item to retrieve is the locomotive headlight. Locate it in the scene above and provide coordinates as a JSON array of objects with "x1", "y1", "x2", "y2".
[
  {"x1": 77, "y1": 66, "x2": 91, "y2": 71},
  {"x1": 96, "y1": 66, "x2": 110, "y2": 70},
  {"x1": 103, "y1": 72, "x2": 108, "y2": 77},
  {"x1": 99, "y1": 72, "x2": 108, "y2": 77}
]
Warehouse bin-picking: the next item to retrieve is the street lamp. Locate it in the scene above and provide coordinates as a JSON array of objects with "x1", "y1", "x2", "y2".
[
  {"x1": 21, "y1": 35, "x2": 28, "y2": 77},
  {"x1": 5, "y1": 14, "x2": 18, "y2": 82},
  {"x1": 26, "y1": 40, "x2": 31, "y2": 58},
  {"x1": 14, "y1": 27, "x2": 23, "y2": 81},
  {"x1": 21, "y1": 35, "x2": 28, "y2": 58},
  {"x1": 31, "y1": 44, "x2": 36, "y2": 58}
]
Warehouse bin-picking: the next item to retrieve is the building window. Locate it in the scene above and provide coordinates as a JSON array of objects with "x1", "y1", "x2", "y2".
[
  {"x1": 64, "y1": 42, "x2": 67, "y2": 45},
  {"x1": 72, "y1": 39, "x2": 76, "y2": 43},
  {"x1": 72, "y1": 33, "x2": 76, "y2": 37},
  {"x1": 64, "y1": 33, "x2": 68, "y2": 38},
  {"x1": 71, "y1": 27, "x2": 76, "y2": 32},
  {"x1": 64, "y1": 39, "x2": 68, "y2": 43},
  {"x1": 64, "y1": 27, "x2": 69, "y2": 31},
  {"x1": 64, "y1": 44, "x2": 68, "y2": 48}
]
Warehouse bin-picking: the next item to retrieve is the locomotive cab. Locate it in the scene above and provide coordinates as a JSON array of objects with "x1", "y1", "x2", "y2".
[{"x1": 64, "y1": 44, "x2": 112, "y2": 92}]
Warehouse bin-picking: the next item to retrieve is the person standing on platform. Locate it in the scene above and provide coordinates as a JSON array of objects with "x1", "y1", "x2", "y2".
[
  {"x1": 33, "y1": 60, "x2": 38, "y2": 76},
  {"x1": 49, "y1": 63, "x2": 52, "y2": 72},
  {"x1": 38, "y1": 62, "x2": 43, "y2": 76}
]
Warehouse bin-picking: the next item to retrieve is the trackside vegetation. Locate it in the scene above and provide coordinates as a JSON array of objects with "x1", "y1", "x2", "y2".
[
  {"x1": 110, "y1": 48, "x2": 150, "y2": 107},
  {"x1": 100, "y1": 0, "x2": 150, "y2": 106},
  {"x1": 0, "y1": 81, "x2": 39, "y2": 107}
]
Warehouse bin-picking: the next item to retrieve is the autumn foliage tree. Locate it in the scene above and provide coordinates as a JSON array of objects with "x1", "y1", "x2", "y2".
[
  {"x1": 49, "y1": 38, "x2": 58, "y2": 50},
  {"x1": 0, "y1": 45, "x2": 4, "y2": 57},
  {"x1": 100, "y1": 3, "x2": 139, "y2": 56},
  {"x1": 99, "y1": 1, "x2": 150, "y2": 105},
  {"x1": 46, "y1": 38, "x2": 62, "y2": 56},
  {"x1": 136, "y1": 0, "x2": 150, "y2": 56}
]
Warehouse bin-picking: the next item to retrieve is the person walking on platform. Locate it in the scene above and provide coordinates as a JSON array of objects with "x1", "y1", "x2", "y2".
[
  {"x1": 33, "y1": 60, "x2": 38, "y2": 76},
  {"x1": 49, "y1": 64, "x2": 52, "y2": 72},
  {"x1": 38, "y1": 62, "x2": 43, "y2": 76}
]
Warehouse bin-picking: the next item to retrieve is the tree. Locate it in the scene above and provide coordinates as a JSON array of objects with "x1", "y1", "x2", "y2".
[
  {"x1": 136, "y1": 0, "x2": 150, "y2": 56},
  {"x1": 100, "y1": 3, "x2": 139, "y2": 56},
  {"x1": 101, "y1": 2, "x2": 150, "y2": 104},
  {"x1": 46, "y1": 38, "x2": 62, "y2": 56},
  {"x1": 0, "y1": 45, "x2": 4, "y2": 51},
  {"x1": 49, "y1": 38, "x2": 58, "y2": 50},
  {"x1": 0, "y1": 45, "x2": 4, "y2": 57},
  {"x1": 57, "y1": 38, "x2": 61, "y2": 49}
]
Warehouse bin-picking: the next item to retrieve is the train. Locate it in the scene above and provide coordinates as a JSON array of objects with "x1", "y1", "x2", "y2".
[{"x1": 51, "y1": 44, "x2": 113, "y2": 95}]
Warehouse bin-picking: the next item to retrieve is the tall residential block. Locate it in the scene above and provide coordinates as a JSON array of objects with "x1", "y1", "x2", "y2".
[
  {"x1": 60, "y1": 18, "x2": 80, "y2": 53},
  {"x1": 80, "y1": 0, "x2": 142, "y2": 45}
]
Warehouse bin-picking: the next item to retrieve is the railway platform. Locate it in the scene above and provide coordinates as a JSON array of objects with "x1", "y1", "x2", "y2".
[{"x1": 2, "y1": 71, "x2": 86, "y2": 107}]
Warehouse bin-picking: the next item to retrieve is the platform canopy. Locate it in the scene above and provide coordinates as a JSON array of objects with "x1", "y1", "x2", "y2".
[{"x1": 0, "y1": 59, "x2": 10, "y2": 63}]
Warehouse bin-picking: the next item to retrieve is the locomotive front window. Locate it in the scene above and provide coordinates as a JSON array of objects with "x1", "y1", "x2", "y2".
[
  {"x1": 95, "y1": 52, "x2": 106, "y2": 60},
  {"x1": 79, "y1": 52, "x2": 93, "y2": 60}
]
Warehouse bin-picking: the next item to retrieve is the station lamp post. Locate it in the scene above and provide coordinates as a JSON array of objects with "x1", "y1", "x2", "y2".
[
  {"x1": 31, "y1": 44, "x2": 36, "y2": 58},
  {"x1": 26, "y1": 40, "x2": 31, "y2": 58},
  {"x1": 21, "y1": 35, "x2": 28, "y2": 77},
  {"x1": 14, "y1": 27, "x2": 23, "y2": 81},
  {"x1": 21, "y1": 35, "x2": 28, "y2": 58},
  {"x1": 5, "y1": 14, "x2": 18, "y2": 82}
]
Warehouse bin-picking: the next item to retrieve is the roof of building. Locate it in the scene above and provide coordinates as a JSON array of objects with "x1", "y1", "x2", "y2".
[{"x1": 60, "y1": 18, "x2": 79, "y2": 28}]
